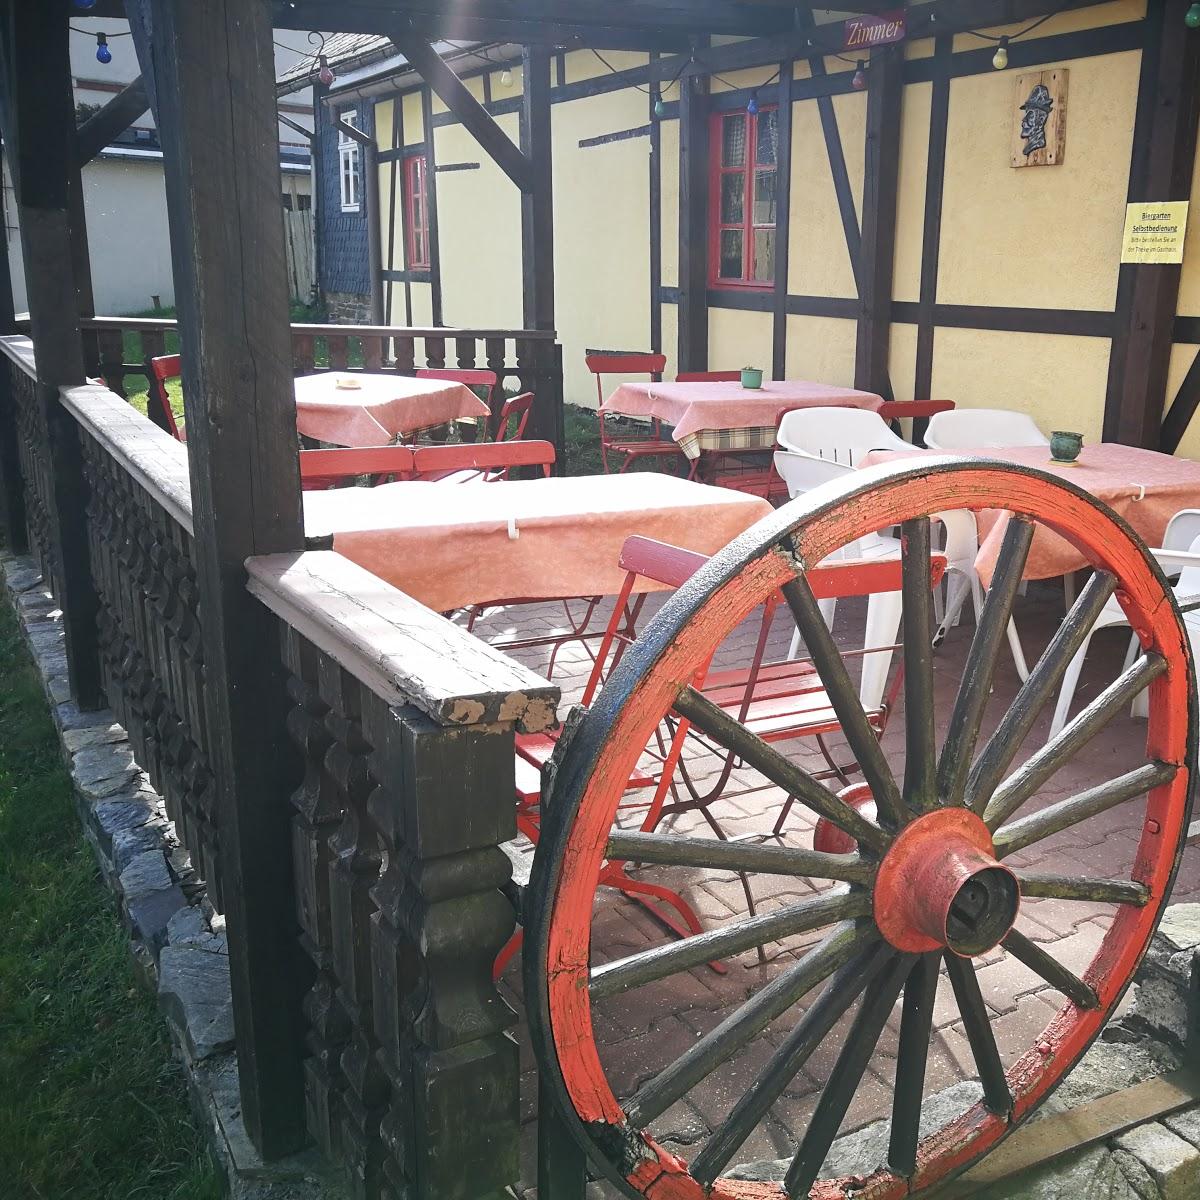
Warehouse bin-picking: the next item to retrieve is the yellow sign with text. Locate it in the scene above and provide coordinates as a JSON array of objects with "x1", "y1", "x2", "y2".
[{"x1": 1121, "y1": 201, "x2": 1190, "y2": 264}]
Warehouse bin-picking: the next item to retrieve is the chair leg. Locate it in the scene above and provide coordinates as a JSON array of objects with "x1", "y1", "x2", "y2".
[
  {"x1": 492, "y1": 929, "x2": 523, "y2": 982},
  {"x1": 1006, "y1": 617, "x2": 1031, "y2": 683},
  {"x1": 1048, "y1": 628, "x2": 1098, "y2": 738}
]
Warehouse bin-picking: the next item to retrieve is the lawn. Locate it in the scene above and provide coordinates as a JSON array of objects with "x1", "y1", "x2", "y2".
[{"x1": 0, "y1": 594, "x2": 221, "y2": 1200}]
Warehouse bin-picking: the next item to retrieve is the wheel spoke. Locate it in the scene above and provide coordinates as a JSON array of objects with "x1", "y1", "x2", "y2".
[
  {"x1": 983, "y1": 653, "x2": 1167, "y2": 831},
  {"x1": 1002, "y1": 929, "x2": 1099, "y2": 1009},
  {"x1": 1016, "y1": 872, "x2": 1150, "y2": 906},
  {"x1": 902, "y1": 519, "x2": 937, "y2": 811},
  {"x1": 783, "y1": 953, "x2": 913, "y2": 1198},
  {"x1": 673, "y1": 685, "x2": 889, "y2": 854},
  {"x1": 965, "y1": 571, "x2": 1118, "y2": 814},
  {"x1": 623, "y1": 922, "x2": 878, "y2": 1127},
  {"x1": 888, "y1": 953, "x2": 940, "y2": 1178},
  {"x1": 936, "y1": 517, "x2": 1036, "y2": 806},
  {"x1": 944, "y1": 953, "x2": 1012, "y2": 1117},
  {"x1": 690, "y1": 943, "x2": 894, "y2": 1186},
  {"x1": 589, "y1": 890, "x2": 870, "y2": 999},
  {"x1": 781, "y1": 573, "x2": 906, "y2": 828},
  {"x1": 993, "y1": 761, "x2": 1175, "y2": 858},
  {"x1": 606, "y1": 830, "x2": 873, "y2": 884}
]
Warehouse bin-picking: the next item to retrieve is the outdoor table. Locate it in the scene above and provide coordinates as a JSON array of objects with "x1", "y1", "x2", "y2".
[
  {"x1": 302, "y1": 472, "x2": 774, "y2": 612},
  {"x1": 860, "y1": 442, "x2": 1200, "y2": 583},
  {"x1": 293, "y1": 372, "x2": 490, "y2": 447},
  {"x1": 601, "y1": 379, "x2": 885, "y2": 460}
]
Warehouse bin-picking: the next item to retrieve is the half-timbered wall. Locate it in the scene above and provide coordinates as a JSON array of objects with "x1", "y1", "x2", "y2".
[{"x1": 339, "y1": 0, "x2": 1200, "y2": 454}]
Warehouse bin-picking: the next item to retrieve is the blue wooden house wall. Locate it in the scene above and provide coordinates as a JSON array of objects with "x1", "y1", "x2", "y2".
[{"x1": 317, "y1": 97, "x2": 373, "y2": 298}]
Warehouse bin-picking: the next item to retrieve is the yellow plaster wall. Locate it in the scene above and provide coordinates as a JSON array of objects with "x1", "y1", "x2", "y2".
[
  {"x1": 787, "y1": 94, "x2": 863, "y2": 299},
  {"x1": 709, "y1": 307, "x2": 772, "y2": 376},
  {"x1": 433, "y1": 114, "x2": 523, "y2": 329},
  {"x1": 660, "y1": 117, "x2": 679, "y2": 290},
  {"x1": 564, "y1": 50, "x2": 647, "y2": 85},
  {"x1": 785, "y1": 315, "x2": 858, "y2": 385},
  {"x1": 553, "y1": 85, "x2": 656, "y2": 406},
  {"x1": 1173, "y1": 144, "x2": 1200, "y2": 316},
  {"x1": 888, "y1": 323, "x2": 919, "y2": 403},
  {"x1": 1168, "y1": 344, "x2": 1200, "y2": 459},
  {"x1": 937, "y1": 49, "x2": 1141, "y2": 312},
  {"x1": 956, "y1": 0, "x2": 1146, "y2": 47},
  {"x1": 930, "y1": 327, "x2": 1112, "y2": 440},
  {"x1": 401, "y1": 92, "x2": 424, "y2": 145},
  {"x1": 893, "y1": 82, "x2": 931, "y2": 305}
]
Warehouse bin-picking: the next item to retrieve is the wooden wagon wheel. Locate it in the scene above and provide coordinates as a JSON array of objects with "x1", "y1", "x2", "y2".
[{"x1": 524, "y1": 458, "x2": 1196, "y2": 1200}]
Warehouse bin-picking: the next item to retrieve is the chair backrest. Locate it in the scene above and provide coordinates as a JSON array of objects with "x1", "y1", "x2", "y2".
[
  {"x1": 584, "y1": 351, "x2": 666, "y2": 406},
  {"x1": 496, "y1": 391, "x2": 534, "y2": 442},
  {"x1": 777, "y1": 407, "x2": 909, "y2": 465},
  {"x1": 148, "y1": 353, "x2": 184, "y2": 441},
  {"x1": 1162, "y1": 509, "x2": 1200, "y2": 553},
  {"x1": 411, "y1": 439, "x2": 555, "y2": 479},
  {"x1": 675, "y1": 371, "x2": 742, "y2": 383},
  {"x1": 773, "y1": 448, "x2": 853, "y2": 498},
  {"x1": 299, "y1": 445, "x2": 415, "y2": 489},
  {"x1": 924, "y1": 408, "x2": 1048, "y2": 450}
]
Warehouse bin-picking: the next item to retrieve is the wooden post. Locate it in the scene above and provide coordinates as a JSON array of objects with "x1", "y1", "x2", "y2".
[
  {"x1": 420, "y1": 86, "x2": 445, "y2": 326},
  {"x1": 649, "y1": 52, "x2": 664, "y2": 357},
  {"x1": 854, "y1": 45, "x2": 902, "y2": 400},
  {"x1": 678, "y1": 70, "x2": 710, "y2": 372},
  {"x1": 772, "y1": 62, "x2": 794, "y2": 381},
  {"x1": 4, "y1": 0, "x2": 102, "y2": 706},
  {"x1": 521, "y1": 46, "x2": 559, "y2": 451},
  {"x1": 1104, "y1": 0, "x2": 1200, "y2": 449},
  {"x1": 149, "y1": 0, "x2": 308, "y2": 1158},
  {"x1": 0, "y1": 136, "x2": 25, "y2": 555},
  {"x1": 521, "y1": 45, "x2": 555, "y2": 332}
]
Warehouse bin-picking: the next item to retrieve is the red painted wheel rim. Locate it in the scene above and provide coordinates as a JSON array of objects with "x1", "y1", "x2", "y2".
[{"x1": 529, "y1": 460, "x2": 1195, "y2": 1199}]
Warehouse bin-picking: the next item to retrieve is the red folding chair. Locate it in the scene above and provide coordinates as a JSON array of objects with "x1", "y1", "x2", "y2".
[
  {"x1": 299, "y1": 445, "x2": 415, "y2": 491},
  {"x1": 586, "y1": 351, "x2": 687, "y2": 474},
  {"x1": 416, "y1": 366, "x2": 499, "y2": 439},
  {"x1": 411, "y1": 438, "x2": 554, "y2": 481},
  {"x1": 495, "y1": 390, "x2": 533, "y2": 443},
  {"x1": 148, "y1": 354, "x2": 185, "y2": 441}
]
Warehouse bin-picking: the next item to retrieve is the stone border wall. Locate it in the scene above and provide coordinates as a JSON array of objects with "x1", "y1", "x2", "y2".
[{"x1": 2, "y1": 551, "x2": 341, "y2": 1200}]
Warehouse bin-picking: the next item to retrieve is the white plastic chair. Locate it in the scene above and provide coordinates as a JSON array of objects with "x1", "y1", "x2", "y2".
[
  {"x1": 924, "y1": 408, "x2": 1049, "y2": 450},
  {"x1": 1049, "y1": 510, "x2": 1200, "y2": 737},
  {"x1": 777, "y1": 406, "x2": 910, "y2": 463},
  {"x1": 774, "y1": 446, "x2": 1031, "y2": 681}
]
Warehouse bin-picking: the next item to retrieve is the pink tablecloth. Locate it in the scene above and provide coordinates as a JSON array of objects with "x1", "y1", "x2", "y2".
[
  {"x1": 602, "y1": 380, "x2": 885, "y2": 446},
  {"x1": 303, "y1": 473, "x2": 773, "y2": 611},
  {"x1": 860, "y1": 443, "x2": 1200, "y2": 581},
  {"x1": 294, "y1": 373, "x2": 489, "y2": 447}
]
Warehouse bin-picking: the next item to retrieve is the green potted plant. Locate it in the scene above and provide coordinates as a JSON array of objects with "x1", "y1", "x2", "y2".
[{"x1": 740, "y1": 365, "x2": 764, "y2": 389}]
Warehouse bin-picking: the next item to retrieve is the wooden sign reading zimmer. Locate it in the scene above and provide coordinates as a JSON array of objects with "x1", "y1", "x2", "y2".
[{"x1": 844, "y1": 10, "x2": 906, "y2": 50}]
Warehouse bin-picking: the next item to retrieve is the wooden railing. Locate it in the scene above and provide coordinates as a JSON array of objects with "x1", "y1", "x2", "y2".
[
  {"x1": 78, "y1": 316, "x2": 566, "y2": 447},
  {"x1": 247, "y1": 551, "x2": 558, "y2": 1198},
  {"x1": 0, "y1": 329, "x2": 563, "y2": 1197},
  {"x1": 0, "y1": 338, "x2": 58, "y2": 594}
]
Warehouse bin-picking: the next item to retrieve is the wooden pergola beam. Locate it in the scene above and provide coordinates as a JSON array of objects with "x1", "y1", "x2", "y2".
[
  {"x1": 391, "y1": 34, "x2": 532, "y2": 192},
  {"x1": 147, "y1": 0, "x2": 308, "y2": 1159},
  {"x1": 76, "y1": 75, "x2": 150, "y2": 167},
  {"x1": 276, "y1": 0, "x2": 790, "y2": 42},
  {"x1": 1107, "y1": 0, "x2": 1200, "y2": 449},
  {"x1": 855, "y1": 45, "x2": 903, "y2": 400}
]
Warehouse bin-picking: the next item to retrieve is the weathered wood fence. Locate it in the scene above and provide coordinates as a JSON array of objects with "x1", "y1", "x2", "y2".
[
  {"x1": 74, "y1": 316, "x2": 566, "y2": 449},
  {"x1": 0, "y1": 333, "x2": 562, "y2": 1199}
]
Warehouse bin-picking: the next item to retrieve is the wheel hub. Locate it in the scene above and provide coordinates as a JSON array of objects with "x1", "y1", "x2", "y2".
[{"x1": 874, "y1": 808, "x2": 1020, "y2": 957}]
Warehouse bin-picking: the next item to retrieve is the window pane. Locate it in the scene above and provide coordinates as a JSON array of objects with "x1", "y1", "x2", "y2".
[
  {"x1": 756, "y1": 110, "x2": 778, "y2": 166},
  {"x1": 721, "y1": 115, "x2": 746, "y2": 167},
  {"x1": 719, "y1": 228, "x2": 744, "y2": 280},
  {"x1": 753, "y1": 169, "x2": 777, "y2": 225},
  {"x1": 752, "y1": 228, "x2": 775, "y2": 282},
  {"x1": 720, "y1": 173, "x2": 744, "y2": 224}
]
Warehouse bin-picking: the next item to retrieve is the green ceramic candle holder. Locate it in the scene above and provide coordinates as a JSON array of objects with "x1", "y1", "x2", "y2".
[
  {"x1": 740, "y1": 367, "x2": 763, "y2": 390},
  {"x1": 1050, "y1": 430, "x2": 1084, "y2": 464}
]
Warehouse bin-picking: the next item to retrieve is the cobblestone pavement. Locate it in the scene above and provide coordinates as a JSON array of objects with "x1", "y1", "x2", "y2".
[{"x1": 467, "y1": 576, "x2": 1200, "y2": 1195}]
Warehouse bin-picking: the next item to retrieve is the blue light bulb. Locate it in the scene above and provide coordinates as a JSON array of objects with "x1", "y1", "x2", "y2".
[
  {"x1": 96, "y1": 35, "x2": 111, "y2": 64},
  {"x1": 746, "y1": 92, "x2": 759, "y2": 116}
]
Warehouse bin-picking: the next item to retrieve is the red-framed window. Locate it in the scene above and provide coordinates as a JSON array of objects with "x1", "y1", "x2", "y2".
[
  {"x1": 708, "y1": 107, "x2": 778, "y2": 288},
  {"x1": 404, "y1": 153, "x2": 430, "y2": 270}
]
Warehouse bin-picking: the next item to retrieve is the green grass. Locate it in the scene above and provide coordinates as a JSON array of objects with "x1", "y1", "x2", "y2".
[{"x1": 0, "y1": 597, "x2": 222, "y2": 1200}]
